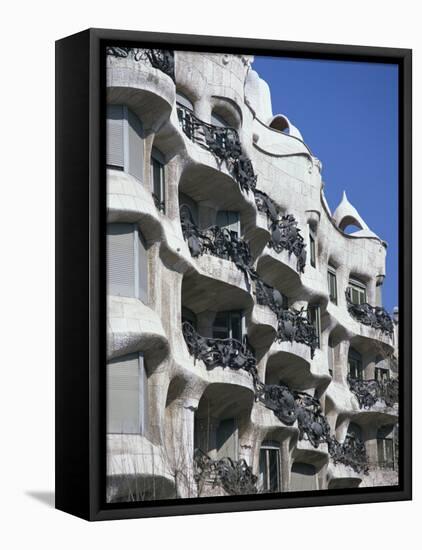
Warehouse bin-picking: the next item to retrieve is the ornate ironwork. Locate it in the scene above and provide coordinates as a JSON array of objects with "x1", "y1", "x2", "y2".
[
  {"x1": 255, "y1": 383, "x2": 298, "y2": 425},
  {"x1": 106, "y1": 47, "x2": 175, "y2": 81},
  {"x1": 180, "y1": 209, "x2": 256, "y2": 284},
  {"x1": 194, "y1": 449, "x2": 257, "y2": 495},
  {"x1": 255, "y1": 280, "x2": 318, "y2": 358},
  {"x1": 348, "y1": 376, "x2": 399, "y2": 409},
  {"x1": 177, "y1": 105, "x2": 257, "y2": 193},
  {"x1": 277, "y1": 308, "x2": 319, "y2": 359},
  {"x1": 254, "y1": 190, "x2": 307, "y2": 273},
  {"x1": 182, "y1": 322, "x2": 258, "y2": 379},
  {"x1": 295, "y1": 391, "x2": 332, "y2": 448},
  {"x1": 345, "y1": 289, "x2": 394, "y2": 335},
  {"x1": 329, "y1": 435, "x2": 369, "y2": 474}
]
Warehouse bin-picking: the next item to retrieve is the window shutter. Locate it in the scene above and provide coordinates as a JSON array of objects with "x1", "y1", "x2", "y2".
[
  {"x1": 137, "y1": 230, "x2": 148, "y2": 303},
  {"x1": 127, "y1": 109, "x2": 144, "y2": 181},
  {"x1": 107, "y1": 105, "x2": 125, "y2": 168},
  {"x1": 107, "y1": 353, "x2": 140, "y2": 434},
  {"x1": 290, "y1": 463, "x2": 317, "y2": 491},
  {"x1": 107, "y1": 224, "x2": 135, "y2": 297},
  {"x1": 216, "y1": 418, "x2": 238, "y2": 460}
]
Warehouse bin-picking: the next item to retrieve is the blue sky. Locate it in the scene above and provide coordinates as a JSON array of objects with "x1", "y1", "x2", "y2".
[{"x1": 253, "y1": 56, "x2": 399, "y2": 312}]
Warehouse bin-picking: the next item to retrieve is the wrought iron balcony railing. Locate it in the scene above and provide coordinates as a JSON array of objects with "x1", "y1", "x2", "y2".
[
  {"x1": 255, "y1": 280, "x2": 319, "y2": 358},
  {"x1": 182, "y1": 322, "x2": 258, "y2": 379},
  {"x1": 345, "y1": 289, "x2": 394, "y2": 336},
  {"x1": 106, "y1": 47, "x2": 175, "y2": 82},
  {"x1": 254, "y1": 190, "x2": 307, "y2": 273},
  {"x1": 180, "y1": 211, "x2": 256, "y2": 285},
  {"x1": 194, "y1": 448, "x2": 257, "y2": 495},
  {"x1": 329, "y1": 435, "x2": 369, "y2": 474},
  {"x1": 277, "y1": 308, "x2": 319, "y2": 359},
  {"x1": 177, "y1": 105, "x2": 257, "y2": 193},
  {"x1": 348, "y1": 375, "x2": 399, "y2": 409}
]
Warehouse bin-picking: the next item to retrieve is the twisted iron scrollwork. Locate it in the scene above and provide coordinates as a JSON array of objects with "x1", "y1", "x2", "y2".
[
  {"x1": 180, "y1": 210, "x2": 255, "y2": 285},
  {"x1": 254, "y1": 190, "x2": 307, "y2": 273},
  {"x1": 177, "y1": 105, "x2": 257, "y2": 193},
  {"x1": 255, "y1": 383, "x2": 298, "y2": 425},
  {"x1": 182, "y1": 322, "x2": 258, "y2": 379},
  {"x1": 294, "y1": 391, "x2": 332, "y2": 448},
  {"x1": 329, "y1": 436, "x2": 369, "y2": 474},
  {"x1": 277, "y1": 308, "x2": 319, "y2": 359},
  {"x1": 348, "y1": 375, "x2": 399, "y2": 409},
  {"x1": 345, "y1": 289, "x2": 394, "y2": 335},
  {"x1": 106, "y1": 47, "x2": 175, "y2": 81},
  {"x1": 193, "y1": 449, "x2": 257, "y2": 495}
]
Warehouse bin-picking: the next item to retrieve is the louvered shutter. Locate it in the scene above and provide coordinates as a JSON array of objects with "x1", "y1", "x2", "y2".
[
  {"x1": 107, "y1": 354, "x2": 140, "y2": 434},
  {"x1": 107, "y1": 105, "x2": 125, "y2": 168},
  {"x1": 137, "y1": 230, "x2": 148, "y2": 303},
  {"x1": 107, "y1": 224, "x2": 135, "y2": 297},
  {"x1": 127, "y1": 109, "x2": 144, "y2": 181},
  {"x1": 216, "y1": 418, "x2": 238, "y2": 460},
  {"x1": 290, "y1": 463, "x2": 317, "y2": 491}
]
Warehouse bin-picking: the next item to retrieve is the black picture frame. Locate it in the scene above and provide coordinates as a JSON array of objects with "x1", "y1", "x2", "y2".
[{"x1": 55, "y1": 28, "x2": 412, "y2": 521}]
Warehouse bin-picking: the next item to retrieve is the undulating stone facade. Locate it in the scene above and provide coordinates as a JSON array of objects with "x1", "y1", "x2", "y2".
[{"x1": 105, "y1": 47, "x2": 399, "y2": 503}]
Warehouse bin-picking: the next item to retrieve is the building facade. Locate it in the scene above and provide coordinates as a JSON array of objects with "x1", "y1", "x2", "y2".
[{"x1": 105, "y1": 47, "x2": 399, "y2": 503}]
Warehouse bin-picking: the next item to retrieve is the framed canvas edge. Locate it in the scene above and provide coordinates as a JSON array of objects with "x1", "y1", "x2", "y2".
[{"x1": 55, "y1": 27, "x2": 412, "y2": 522}]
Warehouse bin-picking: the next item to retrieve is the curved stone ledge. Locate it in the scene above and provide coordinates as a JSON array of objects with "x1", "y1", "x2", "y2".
[
  {"x1": 107, "y1": 55, "x2": 175, "y2": 130},
  {"x1": 107, "y1": 296, "x2": 169, "y2": 365},
  {"x1": 107, "y1": 434, "x2": 176, "y2": 501},
  {"x1": 327, "y1": 462, "x2": 363, "y2": 489}
]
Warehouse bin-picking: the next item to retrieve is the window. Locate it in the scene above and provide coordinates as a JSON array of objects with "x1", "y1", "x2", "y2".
[
  {"x1": 348, "y1": 348, "x2": 363, "y2": 380},
  {"x1": 107, "y1": 353, "x2": 148, "y2": 435},
  {"x1": 106, "y1": 104, "x2": 144, "y2": 180},
  {"x1": 327, "y1": 268, "x2": 337, "y2": 304},
  {"x1": 151, "y1": 147, "x2": 165, "y2": 212},
  {"x1": 348, "y1": 278, "x2": 367, "y2": 305},
  {"x1": 309, "y1": 230, "x2": 316, "y2": 267},
  {"x1": 328, "y1": 337, "x2": 334, "y2": 377},
  {"x1": 375, "y1": 367, "x2": 390, "y2": 382},
  {"x1": 307, "y1": 305, "x2": 321, "y2": 348},
  {"x1": 107, "y1": 223, "x2": 148, "y2": 302},
  {"x1": 216, "y1": 210, "x2": 240, "y2": 237},
  {"x1": 377, "y1": 425, "x2": 394, "y2": 469},
  {"x1": 259, "y1": 441, "x2": 281, "y2": 493},
  {"x1": 212, "y1": 311, "x2": 243, "y2": 341},
  {"x1": 290, "y1": 462, "x2": 317, "y2": 492},
  {"x1": 216, "y1": 418, "x2": 238, "y2": 461}
]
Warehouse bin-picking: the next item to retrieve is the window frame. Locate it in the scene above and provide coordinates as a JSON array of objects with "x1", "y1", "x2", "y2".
[
  {"x1": 309, "y1": 229, "x2": 317, "y2": 268},
  {"x1": 307, "y1": 304, "x2": 321, "y2": 348},
  {"x1": 259, "y1": 441, "x2": 281, "y2": 493},
  {"x1": 327, "y1": 267, "x2": 338, "y2": 304},
  {"x1": 348, "y1": 278, "x2": 367, "y2": 305},
  {"x1": 106, "y1": 352, "x2": 148, "y2": 436},
  {"x1": 151, "y1": 147, "x2": 166, "y2": 213},
  {"x1": 212, "y1": 310, "x2": 244, "y2": 341}
]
